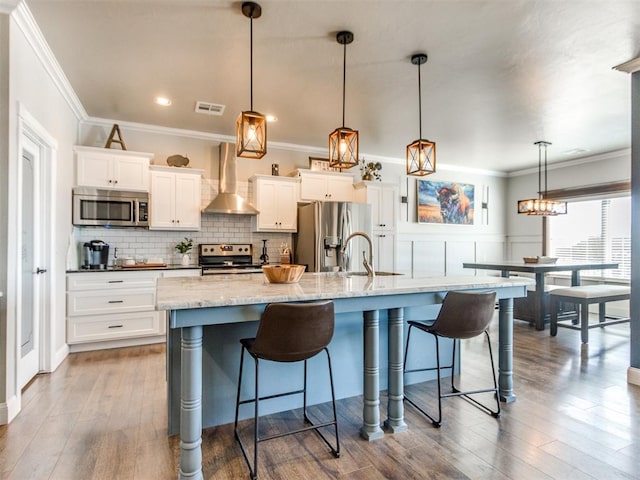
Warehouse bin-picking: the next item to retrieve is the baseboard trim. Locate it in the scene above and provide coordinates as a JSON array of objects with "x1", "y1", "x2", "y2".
[
  {"x1": 51, "y1": 344, "x2": 70, "y2": 371},
  {"x1": 0, "y1": 395, "x2": 21, "y2": 425},
  {"x1": 627, "y1": 366, "x2": 640, "y2": 386},
  {"x1": 68, "y1": 335, "x2": 165, "y2": 353}
]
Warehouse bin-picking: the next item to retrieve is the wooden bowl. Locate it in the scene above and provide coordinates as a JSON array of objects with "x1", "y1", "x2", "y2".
[
  {"x1": 523, "y1": 256, "x2": 558, "y2": 264},
  {"x1": 262, "y1": 264, "x2": 306, "y2": 284}
]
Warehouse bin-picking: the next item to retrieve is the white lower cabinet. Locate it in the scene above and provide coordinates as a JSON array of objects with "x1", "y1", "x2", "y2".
[
  {"x1": 374, "y1": 232, "x2": 396, "y2": 273},
  {"x1": 69, "y1": 311, "x2": 162, "y2": 344},
  {"x1": 66, "y1": 269, "x2": 200, "y2": 350}
]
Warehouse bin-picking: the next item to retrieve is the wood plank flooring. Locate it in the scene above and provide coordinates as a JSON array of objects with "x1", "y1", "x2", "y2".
[{"x1": 1, "y1": 320, "x2": 637, "y2": 479}]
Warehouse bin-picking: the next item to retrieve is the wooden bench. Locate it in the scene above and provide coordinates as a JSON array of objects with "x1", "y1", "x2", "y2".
[{"x1": 549, "y1": 285, "x2": 630, "y2": 343}]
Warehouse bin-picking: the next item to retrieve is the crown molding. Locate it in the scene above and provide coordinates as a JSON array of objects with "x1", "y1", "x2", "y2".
[
  {"x1": 507, "y1": 148, "x2": 631, "y2": 178},
  {"x1": 84, "y1": 117, "x2": 506, "y2": 177},
  {"x1": 12, "y1": 2, "x2": 87, "y2": 121},
  {"x1": 0, "y1": 0, "x2": 19, "y2": 15}
]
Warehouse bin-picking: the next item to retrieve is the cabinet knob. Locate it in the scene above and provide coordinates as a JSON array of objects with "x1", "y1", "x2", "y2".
[
  {"x1": 108, "y1": 179, "x2": 112, "y2": 184},
  {"x1": 176, "y1": 219, "x2": 180, "y2": 223},
  {"x1": 114, "y1": 180, "x2": 118, "y2": 184}
]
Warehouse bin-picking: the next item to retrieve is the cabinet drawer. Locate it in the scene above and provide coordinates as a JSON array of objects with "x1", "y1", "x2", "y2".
[
  {"x1": 67, "y1": 289, "x2": 156, "y2": 316},
  {"x1": 67, "y1": 271, "x2": 158, "y2": 291},
  {"x1": 67, "y1": 311, "x2": 163, "y2": 344}
]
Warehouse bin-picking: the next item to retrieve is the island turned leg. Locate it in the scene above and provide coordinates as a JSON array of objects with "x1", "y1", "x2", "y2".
[
  {"x1": 361, "y1": 310, "x2": 384, "y2": 440},
  {"x1": 179, "y1": 326, "x2": 204, "y2": 480},
  {"x1": 497, "y1": 298, "x2": 516, "y2": 403},
  {"x1": 384, "y1": 307, "x2": 407, "y2": 433}
]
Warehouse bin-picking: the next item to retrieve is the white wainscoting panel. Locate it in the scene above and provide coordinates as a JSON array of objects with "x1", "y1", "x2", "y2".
[
  {"x1": 445, "y1": 241, "x2": 476, "y2": 275},
  {"x1": 413, "y1": 241, "x2": 446, "y2": 277}
]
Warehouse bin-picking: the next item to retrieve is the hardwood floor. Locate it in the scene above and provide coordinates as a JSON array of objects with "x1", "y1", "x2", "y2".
[{"x1": 1, "y1": 320, "x2": 637, "y2": 479}]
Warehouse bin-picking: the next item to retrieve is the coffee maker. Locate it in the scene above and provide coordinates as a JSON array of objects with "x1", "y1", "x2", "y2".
[{"x1": 83, "y1": 240, "x2": 110, "y2": 269}]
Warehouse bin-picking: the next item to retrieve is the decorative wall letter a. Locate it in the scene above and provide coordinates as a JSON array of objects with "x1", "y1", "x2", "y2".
[{"x1": 105, "y1": 124, "x2": 127, "y2": 150}]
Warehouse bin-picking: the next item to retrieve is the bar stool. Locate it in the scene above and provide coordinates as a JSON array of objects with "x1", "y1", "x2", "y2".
[
  {"x1": 403, "y1": 290, "x2": 500, "y2": 427},
  {"x1": 233, "y1": 300, "x2": 340, "y2": 480}
]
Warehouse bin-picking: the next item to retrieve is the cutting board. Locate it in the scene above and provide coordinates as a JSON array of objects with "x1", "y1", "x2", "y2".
[{"x1": 120, "y1": 263, "x2": 167, "y2": 269}]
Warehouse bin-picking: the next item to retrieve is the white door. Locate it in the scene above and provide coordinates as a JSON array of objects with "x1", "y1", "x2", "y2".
[{"x1": 18, "y1": 134, "x2": 43, "y2": 388}]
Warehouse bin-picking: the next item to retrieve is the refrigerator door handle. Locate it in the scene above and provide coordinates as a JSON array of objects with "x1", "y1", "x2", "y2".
[{"x1": 342, "y1": 206, "x2": 353, "y2": 272}]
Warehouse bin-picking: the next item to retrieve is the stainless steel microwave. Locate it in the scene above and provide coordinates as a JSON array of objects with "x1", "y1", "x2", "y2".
[{"x1": 72, "y1": 187, "x2": 149, "y2": 227}]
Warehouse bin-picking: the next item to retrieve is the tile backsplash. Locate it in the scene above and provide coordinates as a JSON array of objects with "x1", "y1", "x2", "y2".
[{"x1": 69, "y1": 179, "x2": 292, "y2": 268}]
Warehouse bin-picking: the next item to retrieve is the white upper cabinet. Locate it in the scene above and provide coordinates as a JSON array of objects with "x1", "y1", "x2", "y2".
[
  {"x1": 355, "y1": 182, "x2": 399, "y2": 231},
  {"x1": 250, "y1": 175, "x2": 299, "y2": 232},
  {"x1": 75, "y1": 145, "x2": 153, "y2": 191},
  {"x1": 149, "y1": 166, "x2": 202, "y2": 231},
  {"x1": 296, "y1": 169, "x2": 355, "y2": 202}
]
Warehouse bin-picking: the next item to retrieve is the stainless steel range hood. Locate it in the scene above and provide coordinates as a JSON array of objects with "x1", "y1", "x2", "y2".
[{"x1": 202, "y1": 142, "x2": 259, "y2": 215}]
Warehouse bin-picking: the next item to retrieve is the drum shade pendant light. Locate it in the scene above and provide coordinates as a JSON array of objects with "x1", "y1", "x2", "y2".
[
  {"x1": 236, "y1": 1, "x2": 267, "y2": 159},
  {"x1": 406, "y1": 53, "x2": 436, "y2": 176},
  {"x1": 329, "y1": 31, "x2": 359, "y2": 169},
  {"x1": 517, "y1": 141, "x2": 567, "y2": 215}
]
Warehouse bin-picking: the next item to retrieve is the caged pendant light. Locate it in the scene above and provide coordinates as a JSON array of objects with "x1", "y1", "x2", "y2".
[
  {"x1": 236, "y1": 1, "x2": 267, "y2": 159},
  {"x1": 329, "y1": 31, "x2": 359, "y2": 169},
  {"x1": 406, "y1": 53, "x2": 436, "y2": 176},
  {"x1": 517, "y1": 141, "x2": 567, "y2": 215}
]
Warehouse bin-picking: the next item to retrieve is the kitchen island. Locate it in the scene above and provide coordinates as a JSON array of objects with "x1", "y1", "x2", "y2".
[{"x1": 157, "y1": 272, "x2": 528, "y2": 480}]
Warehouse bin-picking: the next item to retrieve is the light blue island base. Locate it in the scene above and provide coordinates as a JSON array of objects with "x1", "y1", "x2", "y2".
[{"x1": 157, "y1": 273, "x2": 528, "y2": 480}]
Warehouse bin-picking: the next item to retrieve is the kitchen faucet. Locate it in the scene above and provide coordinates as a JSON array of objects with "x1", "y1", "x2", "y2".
[{"x1": 341, "y1": 232, "x2": 375, "y2": 277}]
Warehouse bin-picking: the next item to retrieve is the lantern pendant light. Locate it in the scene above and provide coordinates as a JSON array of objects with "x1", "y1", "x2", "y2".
[
  {"x1": 406, "y1": 53, "x2": 436, "y2": 176},
  {"x1": 237, "y1": 1, "x2": 267, "y2": 159},
  {"x1": 517, "y1": 141, "x2": 567, "y2": 215},
  {"x1": 329, "y1": 31, "x2": 359, "y2": 169}
]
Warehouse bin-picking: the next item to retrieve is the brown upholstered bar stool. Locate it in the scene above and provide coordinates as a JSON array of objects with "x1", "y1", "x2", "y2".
[
  {"x1": 233, "y1": 300, "x2": 340, "y2": 480},
  {"x1": 403, "y1": 291, "x2": 500, "y2": 427}
]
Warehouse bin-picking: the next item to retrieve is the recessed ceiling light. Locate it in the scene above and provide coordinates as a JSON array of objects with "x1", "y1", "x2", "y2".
[
  {"x1": 155, "y1": 96, "x2": 172, "y2": 106},
  {"x1": 266, "y1": 114, "x2": 278, "y2": 122}
]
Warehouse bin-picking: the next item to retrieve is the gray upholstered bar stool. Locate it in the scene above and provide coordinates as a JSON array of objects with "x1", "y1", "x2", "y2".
[
  {"x1": 403, "y1": 290, "x2": 500, "y2": 427},
  {"x1": 233, "y1": 300, "x2": 340, "y2": 480}
]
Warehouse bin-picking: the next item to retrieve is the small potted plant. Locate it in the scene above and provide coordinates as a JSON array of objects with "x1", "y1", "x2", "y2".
[
  {"x1": 359, "y1": 158, "x2": 382, "y2": 181},
  {"x1": 175, "y1": 237, "x2": 193, "y2": 266}
]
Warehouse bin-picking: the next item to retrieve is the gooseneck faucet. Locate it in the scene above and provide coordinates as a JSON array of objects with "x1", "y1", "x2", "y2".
[{"x1": 341, "y1": 231, "x2": 375, "y2": 277}]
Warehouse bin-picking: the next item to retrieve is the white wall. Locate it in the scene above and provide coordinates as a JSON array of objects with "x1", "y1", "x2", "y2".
[{"x1": 0, "y1": 6, "x2": 80, "y2": 422}]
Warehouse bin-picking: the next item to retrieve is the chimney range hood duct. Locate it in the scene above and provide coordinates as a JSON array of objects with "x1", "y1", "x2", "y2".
[{"x1": 202, "y1": 142, "x2": 259, "y2": 215}]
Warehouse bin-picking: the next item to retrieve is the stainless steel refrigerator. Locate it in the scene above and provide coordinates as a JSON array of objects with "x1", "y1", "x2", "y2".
[{"x1": 294, "y1": 201, "x2": 372, "y2": 273}]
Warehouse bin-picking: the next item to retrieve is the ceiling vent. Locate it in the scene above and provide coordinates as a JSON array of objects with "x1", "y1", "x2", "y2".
[{"x1": 195, "y1": 101, "x2": 225, "y2": 116}]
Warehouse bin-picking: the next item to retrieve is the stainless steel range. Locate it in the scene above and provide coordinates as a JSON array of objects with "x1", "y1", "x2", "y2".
[{"x1": 199, "y1": 243, "x2": 264, "y2": 275}]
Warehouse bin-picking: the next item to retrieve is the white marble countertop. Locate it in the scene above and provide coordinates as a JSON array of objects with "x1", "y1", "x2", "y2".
[
  {"x1": 156, "y1": 272, "x2": 530, "y2": 311},
  {"x1": 67, "y1": 264, "x2": 200, "y2": 273}
]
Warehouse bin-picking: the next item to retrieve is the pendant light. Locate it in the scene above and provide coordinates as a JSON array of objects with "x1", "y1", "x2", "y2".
[
  {"x1": 517, "y1": 141, "x2": 567, "y2": 215},
  {"x1": 329, "y1": 31, "x2": 359, "y2": 169},
  {"x1": 236, "y1": 1, "x2": 267, "y2": 159},
  {"x1": 406, "y1": 53, "x2": 436, "y2": 176}
]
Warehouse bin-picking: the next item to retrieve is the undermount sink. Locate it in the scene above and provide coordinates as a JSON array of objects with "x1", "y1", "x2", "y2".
[{"x1": 346, "y1": 271, "x2": 403, "y2": 277}]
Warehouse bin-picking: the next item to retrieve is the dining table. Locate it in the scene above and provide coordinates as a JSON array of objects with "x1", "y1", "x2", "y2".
[{"x1": 463, "y1": 260, "x2": 619, "y2": 330}]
